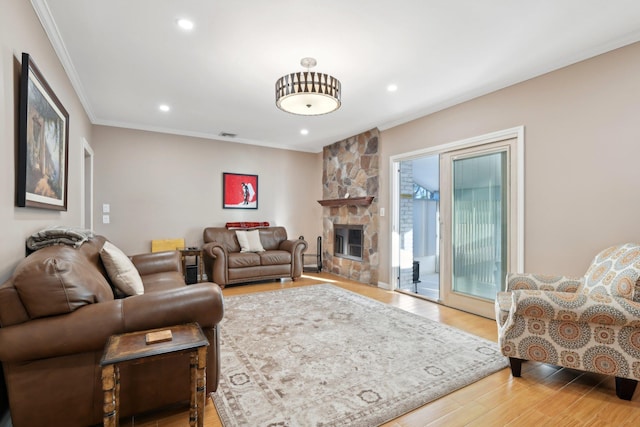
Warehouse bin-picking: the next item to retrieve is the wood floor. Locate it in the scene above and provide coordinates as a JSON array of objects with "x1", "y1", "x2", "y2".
[{"x1": 123, "y1": 273, "x2": 640, "y2": 427}]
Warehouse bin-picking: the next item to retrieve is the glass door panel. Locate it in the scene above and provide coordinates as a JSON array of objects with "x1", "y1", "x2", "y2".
[
  {"x1": 440, "y1": 139, "x2": 516, "y2": 318},
  {"x1": 451, "y1": 152, "x2": 506, "y2": 302},
  {"x1": 396, "y1": 157, "x2": 440, "y2": 300}
]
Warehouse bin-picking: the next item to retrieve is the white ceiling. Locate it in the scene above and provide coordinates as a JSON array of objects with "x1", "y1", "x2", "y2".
[{"x1": 35, "y1": 0, "x2": 640, "y2": 153}]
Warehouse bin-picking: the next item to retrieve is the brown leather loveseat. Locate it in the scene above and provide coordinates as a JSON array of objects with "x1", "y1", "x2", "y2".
[
  {"x1": 0, "y1": 235, "x2": 224, "y2": 427},
  {"x1": 202, "y1": 226, "x2": 307, "y2": 287}
]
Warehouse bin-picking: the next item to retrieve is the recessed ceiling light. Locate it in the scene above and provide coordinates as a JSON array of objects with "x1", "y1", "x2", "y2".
[
  {"x1": 300, "y1": 129, "x2": 309, "y2": 135},
  {"x1": 177, "y1": 18, "x2": 194, "y2": 31},
  {"x1": 159, "y1": 104, "x2": 170, "y2": 112},
  {"x1": 387, "y1": 84, "x2": 398, "y2": 92}
]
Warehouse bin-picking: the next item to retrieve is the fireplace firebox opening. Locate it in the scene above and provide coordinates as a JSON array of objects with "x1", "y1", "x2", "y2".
[{"x1": 334, "y1": 224, "x2": 364, "y2": 261}]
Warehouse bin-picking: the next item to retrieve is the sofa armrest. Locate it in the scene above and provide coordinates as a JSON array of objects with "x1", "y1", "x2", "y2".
[
  {"x1": 511, "y1": 289, "x2": 640, "y2": 327},
  {"x1": 130, "y1": 250, "x2": 182, "y2": 275},
  {"x1": 279, "y1": 238, "x2": 307, "y2": 254},
  {"x1": 280, "y1": 238, "x2": 307, "y2": 279},
  {"x1": 203, "y1": 242, "x2": 229, "y2": 285},
  {"x1": 202, "y1": 241, "x2": 227, "y2": 259},
  {"x1": 122, "y1": 283, "x2": 223, "y2": 331},
  {"x1": 0, "y1": 299, "x2": 124, "y2": 362},
  {"x1": 506, "y1": 272, "x2": 583, "y2": 293},
  {"x1": 0, "y1": 283, "x2": 224, "y2": 363}
]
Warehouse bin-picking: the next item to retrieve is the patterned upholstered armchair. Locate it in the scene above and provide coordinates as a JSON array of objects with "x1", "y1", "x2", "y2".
[{"x1": 496, "y1": 243, "x2": 640, "y2": 400}]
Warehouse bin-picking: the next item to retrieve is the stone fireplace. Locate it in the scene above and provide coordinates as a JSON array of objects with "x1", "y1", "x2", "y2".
[{"x1": 321, "y1": 128, "x2": 379, "y2": 285}]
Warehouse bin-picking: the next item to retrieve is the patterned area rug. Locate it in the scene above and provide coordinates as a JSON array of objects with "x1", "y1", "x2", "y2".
[{"x1": 211, "y1": 284, "x2": 508, "y2": 426}]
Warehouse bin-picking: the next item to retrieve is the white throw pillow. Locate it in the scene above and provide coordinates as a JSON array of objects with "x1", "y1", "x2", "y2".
[
  {"x1": 100, "y1": 241, "x2": 145, "y2": 295},
  {"x1": 236, "y1": 229, "x2": 265, "y2": 253}
]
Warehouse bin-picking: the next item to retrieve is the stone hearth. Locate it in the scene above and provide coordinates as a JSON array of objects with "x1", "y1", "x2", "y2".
[{"x1": 322, "y1": 128, "x2": 379, "y2": 285}]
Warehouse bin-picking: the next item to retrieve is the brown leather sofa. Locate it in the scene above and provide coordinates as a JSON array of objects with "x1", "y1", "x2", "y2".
[
  {"x1": 0, "y1": 236, "x2": 224, "y2": 427},
  {"x1": 202, "y1": 226, "x2": 307, "y2": 287}
]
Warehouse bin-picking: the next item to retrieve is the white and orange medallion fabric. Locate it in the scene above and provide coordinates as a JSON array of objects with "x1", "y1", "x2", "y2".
[{"x1": 496, "y1": 243, "x2": 640, "y2": 381}]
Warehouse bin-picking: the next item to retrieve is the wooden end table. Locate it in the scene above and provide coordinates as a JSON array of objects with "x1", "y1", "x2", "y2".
[
  {"x1": 180, "y1": 247, "x2": 204, "y2": 283},
  {"x1": 100, "y1": 323, "x2": 209, "y2": 427}
]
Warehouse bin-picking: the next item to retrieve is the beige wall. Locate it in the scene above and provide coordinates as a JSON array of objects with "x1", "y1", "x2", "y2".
[
  {"x1": 0, "y1": 0, "x2": 93, "y2": 282},
  {"x1": 378, "y1": 41, "x2": 640, "y2": 283},
  {"x1": 91, "y1": 126, "x2": 323, "y2": 255},
  {"x1": 3, "y1": 1, "x2": 639, "y2": 289}
]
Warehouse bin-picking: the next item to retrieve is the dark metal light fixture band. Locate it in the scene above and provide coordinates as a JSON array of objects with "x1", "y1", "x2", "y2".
[
  {"x1": 275, "y1": 72, "x2": 341, "y2": 100},
  {"x1": 275, "y1": 70, "x2": 342, "y2": 115}
]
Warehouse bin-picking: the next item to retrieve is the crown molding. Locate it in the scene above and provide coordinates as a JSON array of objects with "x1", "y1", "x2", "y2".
[{"x1": 30, "y1": 0, "x2": 96, "y2": 122}]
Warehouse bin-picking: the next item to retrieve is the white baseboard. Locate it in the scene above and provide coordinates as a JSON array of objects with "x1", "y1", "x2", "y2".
[{"x1": 377, "y1": 281, "x2": 392, "y2": 290}]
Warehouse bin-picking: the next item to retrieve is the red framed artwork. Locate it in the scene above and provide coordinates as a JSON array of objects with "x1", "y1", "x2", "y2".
[{"x1": 223, "y1": 173, "x2": 258, "y2": 209}]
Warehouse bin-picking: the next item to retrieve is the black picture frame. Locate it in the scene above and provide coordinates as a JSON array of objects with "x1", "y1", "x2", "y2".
[
  {"x1": 17, "y1": 52, "x2": 69, "y2": 210},
  {"x1": 223, "y1": 173, "x2": 258, "y2": 209}
]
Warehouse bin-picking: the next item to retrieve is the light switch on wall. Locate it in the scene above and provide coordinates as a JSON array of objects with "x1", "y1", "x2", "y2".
[
  {"x1": 102, "y1": 204, "x2": 110, "y2": 213},
  {"x1": 380, "y1": 207, "x2": 385, "y2": 217},
  {"x1": 102, "y1": 215, "x2": 110, "y2": 224}
]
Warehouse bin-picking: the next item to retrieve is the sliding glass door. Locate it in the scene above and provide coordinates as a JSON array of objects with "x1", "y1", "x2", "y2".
[
  {"x1": 440, "y1": 139, "x2": 517, "y2": 318},
  {"x1": 391, "y1": 128, "x2": 523, "y2": 319}
]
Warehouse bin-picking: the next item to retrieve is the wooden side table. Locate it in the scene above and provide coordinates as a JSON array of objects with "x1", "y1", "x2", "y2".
[
  {"x1": 100, "y1": 323, "x2": 209, "y2": 427},
  {"x1": 180, "y1": 247, "x2": 203, "y2": 283}
]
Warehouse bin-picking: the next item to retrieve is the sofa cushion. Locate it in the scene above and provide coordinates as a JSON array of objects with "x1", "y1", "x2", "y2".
[
  {"x1": 228, "y1": 253, "x2": 260, "y2": 268},
  {"x1": 203, "y1": 227, "x2": 241, "y2": 252},
  {"x1": 12, "y1": 245, "x2": 114, "y2": 319},
  {"x1": 258, "y1": 227, "x2": 288, "y2": 250},
  {"x1": 100, "y1": 241, "x2": 145, "y2": 296},
  {"x1": 0, "y1": 282, "x2": 30, "y2": 326},
  {"x1": 260, "y1": 250, "x2": 292, "y2": 266},
  {"x1": 235, "y1": 230, "x2": 265, "y2": 253},
  {"x1": 581, "y1": 243, "x2": 640, "y2": 301}
]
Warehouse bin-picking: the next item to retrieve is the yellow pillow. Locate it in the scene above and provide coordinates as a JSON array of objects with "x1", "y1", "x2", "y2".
[{"x1": 100, "y1": 241, "x2": 144, "y2": 295}]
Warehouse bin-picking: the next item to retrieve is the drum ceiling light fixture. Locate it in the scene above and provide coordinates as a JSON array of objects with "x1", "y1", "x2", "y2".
[{"x1": 275, "y1": 57, "x2": 341, "y2": 116}]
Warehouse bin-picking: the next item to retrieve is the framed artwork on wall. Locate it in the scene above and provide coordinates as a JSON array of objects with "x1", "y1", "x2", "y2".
[
  {"x1": 223, "y1": 173, "x2": 258, "y2": 209},
  {"x1": 17, "y1": 52, "x2": 69, "y2": 210}
]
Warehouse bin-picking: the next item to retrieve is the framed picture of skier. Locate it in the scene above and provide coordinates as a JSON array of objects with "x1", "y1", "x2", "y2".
[{"x1": 223, "y1": 173, "x2": 258, "y2": 209}]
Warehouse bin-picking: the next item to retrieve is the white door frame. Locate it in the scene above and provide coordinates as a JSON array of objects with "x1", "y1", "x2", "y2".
[
  {"x1": 81, "y1": 138, "x2": 94, "y2": 230},
  {"x1": 389, "y1": 126, "x2": 525, "y2": 298}
]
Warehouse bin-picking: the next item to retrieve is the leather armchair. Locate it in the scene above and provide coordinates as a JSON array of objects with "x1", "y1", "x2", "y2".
[
  {"x1": 0, "y1": 236, "x2": 224, "y2": 427},
  {"x1": 496, "y1": 243, "x2": 640, "y2": 400}
]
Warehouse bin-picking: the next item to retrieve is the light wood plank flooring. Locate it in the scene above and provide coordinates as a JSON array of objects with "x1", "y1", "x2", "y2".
[{"x1": 122, "y1": 272, "x2": 640, "y2": 427}]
